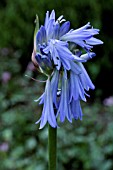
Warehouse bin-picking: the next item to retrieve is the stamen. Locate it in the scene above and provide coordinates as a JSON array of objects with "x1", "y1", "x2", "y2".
[{"x1": 25, "y1": 74, "x2": 46, "y2": 83}]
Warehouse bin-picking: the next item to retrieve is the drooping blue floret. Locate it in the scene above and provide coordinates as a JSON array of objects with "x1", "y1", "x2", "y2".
[
  {"x1": 57, "y1": 71, "x2": 72, "y2": 123},
  {"x1": 35, "y1": 78, "x2": 58, "y2": 129},
  {"x1": 32, "y1": 10, "x2": 103, "y2": 129}
]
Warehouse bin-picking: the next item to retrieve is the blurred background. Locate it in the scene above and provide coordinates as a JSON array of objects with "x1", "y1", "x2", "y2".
[{"x1": 0, "y1": 0, "x2": 113, "y2": 170}]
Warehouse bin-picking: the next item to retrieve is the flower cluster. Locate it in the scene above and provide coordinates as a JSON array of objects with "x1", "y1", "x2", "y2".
[{"x1": 32, "y1": 10, "x2": 103, "y2": 129}]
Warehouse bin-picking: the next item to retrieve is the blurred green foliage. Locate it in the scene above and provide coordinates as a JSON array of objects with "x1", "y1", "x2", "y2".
[{"x1": 0, "y1": 0, "x2": 113, "y2": 170}]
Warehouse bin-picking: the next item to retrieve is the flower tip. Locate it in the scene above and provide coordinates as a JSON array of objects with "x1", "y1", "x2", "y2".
[
  {"x1": 35, "y1": 119, "x2": 40, "y2": 125},
  {"x1": 35, "y1": 14, "x2": 39, "y2": 23},
  {"x1": 50, "y1": 9, "x2": 55, "y2": 18},
  {"x1": 39, "y1": 126, "x2": 43, "y2": 130},
  {"x1": 91, "y1": 52, "x2": 96, "y2": 58},
  {"x1": 92, "y1": 84, "x2": 95, "y2": 90},
  {"x1": 52, "y1": 9, "x2": 55, "y2": 12},
  {"x1": 100, "y1": 40, "x2": 104, "y2": 44},
  {"x1": 34, "y1": 99, "x2": 38, "y2": 102}
]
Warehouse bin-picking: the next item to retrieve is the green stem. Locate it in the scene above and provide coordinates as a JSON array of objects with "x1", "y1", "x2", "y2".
[{"x1": 48, "y1": 124, "x2": 57, "y2": 170}]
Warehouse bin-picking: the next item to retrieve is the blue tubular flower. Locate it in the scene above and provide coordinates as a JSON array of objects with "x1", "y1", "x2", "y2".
[
  {"x1": 35, "y1": 78, "x2": 57, "y2": 129},
  {"x1": 60, "y1": 22, "x2": 103, "y2": 51},
  {"x1": 69, "y1": 65, "x2": 94, "y2": 103},
  {"x1": 78, "y1": 63, "x2": 95, "y2": 91},
  {"x1": 32, "y1": 10, "x2": 103, "y2": 128},
  {"x1": 71, "y1": 99, "x2": 83, "y2": 120},
  {"x1": 51, "y1": 70, "x2": 59, "y2": 108},
  {"x1": 57, "y1": 71, "x2": 72, "y2": 123}
]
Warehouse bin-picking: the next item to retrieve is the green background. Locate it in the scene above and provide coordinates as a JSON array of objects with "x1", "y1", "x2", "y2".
[{"x1": 0, "y1": 0, "x2": 113, "y2": 169}]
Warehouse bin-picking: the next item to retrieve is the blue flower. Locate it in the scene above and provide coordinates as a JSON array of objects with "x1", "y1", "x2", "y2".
[
  {"x1": 35, "y1": 77, "x2": 58, "y2": 129},
  {"x1": 32, "y1": 10, "x2": 103, "y2": 129}
]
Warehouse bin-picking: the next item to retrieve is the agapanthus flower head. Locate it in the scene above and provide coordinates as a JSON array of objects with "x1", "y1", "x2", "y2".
[{"x1": 32, "y1": 10, "x2": 103, "y2": 129}]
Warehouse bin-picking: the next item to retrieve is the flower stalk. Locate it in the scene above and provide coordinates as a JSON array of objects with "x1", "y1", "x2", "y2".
[{"x1": 48, "y1": 124, "x2": 57, "y2": 170}]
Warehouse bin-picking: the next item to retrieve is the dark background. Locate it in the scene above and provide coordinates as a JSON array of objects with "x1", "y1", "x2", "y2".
[{"x1": 0, "y1": 0, "x2": 113, "y2": 170}]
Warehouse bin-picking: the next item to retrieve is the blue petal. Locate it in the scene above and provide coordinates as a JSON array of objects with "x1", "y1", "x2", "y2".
[
  {"x1": 71, "y1": 99, "x2": 83, "y2": 120},
  {"x1": 44, "y1": 10, "x2": 55, "y2": 29},
  {"x1": 73, "y1": 22, "x2": 90, "y2": 32},
  {"x1": 34, "y1": 93, "x2": 45, "y2": 104},
  {"x1": 36, "y1": 31, "x2": 42, "y2": 45},
  {"x1": 80, "y1": 52, "x2": 96, "y2": 60},
  {"x1": 40, "y1": 26, "x2": 47, "y2": 42},
  {"x1": 79, "y1": 63, "x2": 95, "y2": 90},
  {"x1": 55, "y1": 41, "x2": 75, "y2": 60},
  {"x1": 51, "y1": 70, "x2": 59, "y2": 108},
  {"x1": 70, "y1": 61, "x2": 82, "y2": 75},
  {"x1": 55, "y1": 40, "x2": 86, "y2": 62},
  {"x1": 72, "y1": 39, "x2": 93, "y2": 51},
  {"x1": 43, "y1": 45, "x2": 50, "y2": 54},
  {"x1": 44, "y1": 43, "x2": 61, "y2": 70},
  {"x1": 44, "y1": 11, "x2": 49, "y2": 29},
  {"x1": 53, "y1": 23, "x2": 60, "y2": 39},
  {"x1": 86, "y1": 37, "x2": 103, "y2": 45},
  {"x1": 44, "y1": 40, "x2": 86, "y2": 67},
  {"x1": 78, "y1": 78, "x2": 87, "y2": 102},
  {"x1": 69, "y1": 72, "x2": 79, "y2": 102},
  {"x1": 60, "y1": 57, "x2": 71, "y2": 70},
  {"x1": 35, "y1": 53, "x2": 53, "y2": 72},
  {"x1": 84, "y1": 28, "x2": 99, "y2": 35},
  {"x1": 36, "y1": 78, "x2": 57, "y2": 129},
  {"x1": 46, "y1": 19, "x2": 54, "y2": 40},
  {"x1": 36, "y1": 26, "x2": 46, "y2": 45},
  {"x1": 60, "y1": 31, "x2": 92, "y2": 41},
  {"x1": 38, "y1": 99, "x2": 47, "y2": 129},
  {"x1": 60, "y1": 22, "x2": 103, "y2": 51},
  {"x1": 49, "y1": 10, "x2": 55, "y2": 20},
  {"x1": 59, "y1": 21, "x2": 70, "y2": 37},
  {"x1": 57, "y1": 72, "x2": 72, "y2": 123},
  {"x1": 52, "y1": 47, "x2": 61, "y2": 70},
  {"x1": 69, "y1": 71, "x2": 87, "y2": 102}
]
